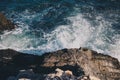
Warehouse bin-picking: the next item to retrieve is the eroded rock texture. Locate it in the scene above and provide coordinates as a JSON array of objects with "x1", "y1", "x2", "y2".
[
  {"x1": 0, "y1": 48, "x2": 120, "y2": 80},
  {"x1": 41, "y1": 48, "x2": 120, "y2": 80}
]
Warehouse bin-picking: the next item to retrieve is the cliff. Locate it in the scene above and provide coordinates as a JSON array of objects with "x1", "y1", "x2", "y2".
[{"x1": 0, "y1": 48, "x2": 120, "y2": 80}]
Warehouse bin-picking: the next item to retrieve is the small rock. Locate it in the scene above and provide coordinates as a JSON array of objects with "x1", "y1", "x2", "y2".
[
  {"x1": 65, "y1": 70, "x2": 73, "y2": 76},
  {"x1": 55, "y1": 68, "x2": 64, "y2": 77},
  {"x1": 0, "y1": 13, "x2": 15, "y2": 33}
]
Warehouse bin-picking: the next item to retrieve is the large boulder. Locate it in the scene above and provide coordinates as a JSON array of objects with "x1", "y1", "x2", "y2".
[
  {"x1": 0, "y1": 13, "x2": 15, "y2": 33},
  {"x1": 0, "y1": 48, "x2": 120, "y2": 80}
]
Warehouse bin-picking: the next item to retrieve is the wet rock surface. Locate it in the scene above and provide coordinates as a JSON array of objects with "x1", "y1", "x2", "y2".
[
  {"x1": 0, "y1": 48, "x2": 120, "y2": 80},
  {"x1": 0, "y1": 13, "x2": 15, "y2": 33}
]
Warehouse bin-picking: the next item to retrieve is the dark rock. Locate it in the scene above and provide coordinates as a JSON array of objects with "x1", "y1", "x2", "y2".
[
  {"x1": 7, "y1": 69, "x2": 44, "y2": 80},
  {"x1": 0, "y1": 49, "x2": 40, "y2": 80},
  {"x1": 0, "y1": 13, "x2": 15, "y2": 33},
  {"x1": 0, "y1": 48, "x2": 120, "y2": 80}
]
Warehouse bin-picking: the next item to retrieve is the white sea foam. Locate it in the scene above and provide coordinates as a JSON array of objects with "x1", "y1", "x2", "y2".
[
  {"x1": 0, "y1": 13, "x2": 119, "y2": 61},
  {"x1": 109, "y1": 35, "x2": 120, "y2": 60}
]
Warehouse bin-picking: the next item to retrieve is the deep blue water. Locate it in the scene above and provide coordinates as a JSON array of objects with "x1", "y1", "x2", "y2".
[{"x1": 0, "y1": 0, "x2": 120, "y2": 60}]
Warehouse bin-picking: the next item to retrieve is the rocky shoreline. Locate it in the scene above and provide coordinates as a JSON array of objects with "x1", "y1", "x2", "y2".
[
  {"x1": 0, "y1": 48, "x2": 120, "y2": 80},
  {"x1": 0, "y1": 13, "x2": 120, "y2": 80}
]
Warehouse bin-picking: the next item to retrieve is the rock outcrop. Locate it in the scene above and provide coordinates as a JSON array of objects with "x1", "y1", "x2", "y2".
[
  {"x1": 0, "y1": 13, "x2": 15, "y2": 33},
  {"x1": 41, "y1": 48, "x2": 120, "y2": 80},
  {"x1": 0, "y1": 48, "x2": 120, "y2": 80}
]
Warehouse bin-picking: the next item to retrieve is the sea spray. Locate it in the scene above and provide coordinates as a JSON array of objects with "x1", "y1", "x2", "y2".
[{"x1": 0, "y1": 0, "x2": 119, "y2": 60}]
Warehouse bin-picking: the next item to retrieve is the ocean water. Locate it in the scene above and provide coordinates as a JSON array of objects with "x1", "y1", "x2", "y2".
[{"x1": 0, "y1": 0, "x2": 120, "y2": 60}]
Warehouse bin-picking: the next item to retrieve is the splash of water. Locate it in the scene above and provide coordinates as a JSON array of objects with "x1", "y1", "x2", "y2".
[{"x1": 0, "y1": 12, "x2": 119, "y2": 61}]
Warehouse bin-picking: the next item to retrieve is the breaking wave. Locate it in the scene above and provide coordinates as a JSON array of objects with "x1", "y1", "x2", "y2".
[{"x1": 0, "y1": 0, "x2": 119, "y2": 60}]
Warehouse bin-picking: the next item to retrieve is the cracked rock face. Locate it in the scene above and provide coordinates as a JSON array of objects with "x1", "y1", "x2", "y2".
[
  {"x1": 0, "y1": 13, "x2": 15, "y2": 33},
  {"x1": 0, "y1": 48, "x2": 120, "y2": 80},
  {"x1": 41, "y1": 48, "x2": 120, "y2": 80}
]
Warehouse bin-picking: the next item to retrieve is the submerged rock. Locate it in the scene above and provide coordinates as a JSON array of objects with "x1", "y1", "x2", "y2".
[
  {"x1": 0, "y1": 48, "x2": 120, "y2": 80},
  {"x1": 0, "y1": 13, "x2": 15, "y2": 33}
]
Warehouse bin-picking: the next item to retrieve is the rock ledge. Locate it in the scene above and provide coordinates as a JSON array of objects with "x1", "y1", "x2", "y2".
[{"x1": 0, "y1": 48, "x2": 119, "y2": 80}]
